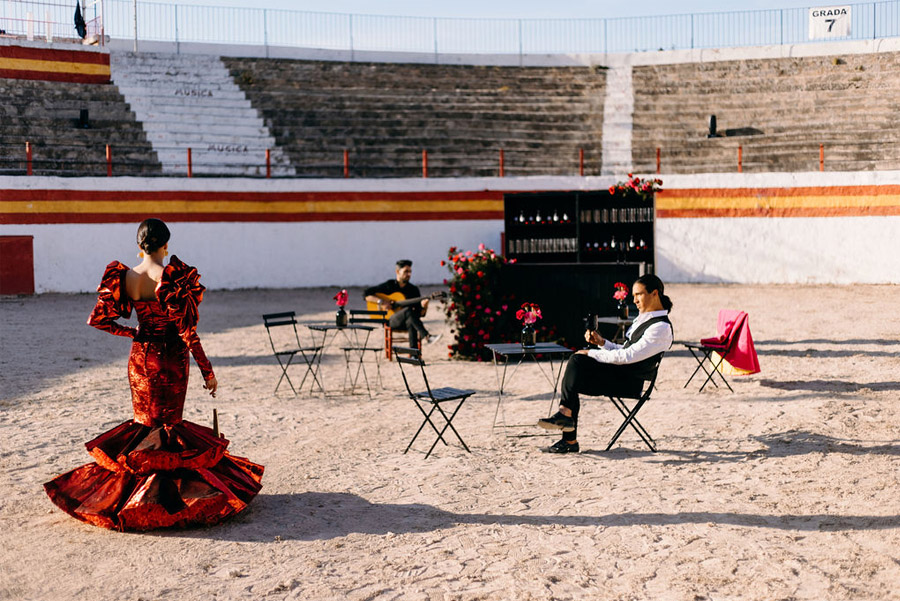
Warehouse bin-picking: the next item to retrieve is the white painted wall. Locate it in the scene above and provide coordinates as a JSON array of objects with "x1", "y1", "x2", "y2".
[
  {"x1": 0, "y1": 219, "x2": 501, "y2": 293},
  {"x1": 3, "y1": 171, "x2": 900, "y2": 292}
]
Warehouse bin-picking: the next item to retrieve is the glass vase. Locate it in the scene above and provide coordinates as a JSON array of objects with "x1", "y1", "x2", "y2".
[
  {"x1": 336, "y1": 307, "x2": 348, "y2": 327},
  {"x1": 617, "y1": 301, "x2": 629, "y2": 319},
  {"x1": 521, "y1": 324, "x2": 536, "y2": 349}
]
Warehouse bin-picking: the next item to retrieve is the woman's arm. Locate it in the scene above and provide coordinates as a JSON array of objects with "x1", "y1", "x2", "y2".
[{"x1": 87, "y1": 262, "x2": 136, "y2": 338}]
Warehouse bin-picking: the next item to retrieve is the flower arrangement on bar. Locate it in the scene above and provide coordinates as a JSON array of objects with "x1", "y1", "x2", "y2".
[
  {"x1": 608, "y1": 173, "x2": 663, "y2": 202},
  {"x1": 516, "y1": 302, "x2": 542, "y2": 348},
  {"x1": 334, "y1": 288, "x2": 349, "y2": 326},
  {"x1": 613, "y1": 282, "x2": 630, "y2": 319},
  {"x1": 442, "y1": 244, "x2": 517, "y2": 360}
]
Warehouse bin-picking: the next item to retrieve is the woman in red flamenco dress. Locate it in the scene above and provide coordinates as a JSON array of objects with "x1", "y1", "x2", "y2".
[{"x1": 44, "y1": 218, "x2": 263, "y2": 531}]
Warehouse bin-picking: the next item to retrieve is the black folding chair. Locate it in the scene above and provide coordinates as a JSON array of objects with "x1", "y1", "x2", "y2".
[
  {"x1": 338, "y1": 309, "x2": 388, "y2": 397},
  {"x1": 682, "y1": 340, "x2": 735, "y2": 393},
  {"x1": 262, "y1": 312, "x2": 324, "y2": 395},
  {"x1": 393, "y1": 346, "x2": 475, "y2": 458},
  {"x1": 604, "y1": 354, "x2": 664, "y2": 452},
  {"x1": 682, "y1": 310, "x2": 750, "y2": 393}
]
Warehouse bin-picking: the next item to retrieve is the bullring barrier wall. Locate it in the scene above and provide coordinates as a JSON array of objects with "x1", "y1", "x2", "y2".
[{"x1": 2, "y1": 171, "x2": 899, "y2": 292}]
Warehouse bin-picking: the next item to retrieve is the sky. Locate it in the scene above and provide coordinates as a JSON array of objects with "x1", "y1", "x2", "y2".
[{"x1": 166, "y1": 0, "x2": 827, "y2": 20}]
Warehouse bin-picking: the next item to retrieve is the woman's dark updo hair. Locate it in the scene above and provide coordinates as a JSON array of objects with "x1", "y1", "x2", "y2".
[
  {"x1": 136, "y1": 218, "x2": 171, "y2": 254},
  {"x1": 635, "y1": 274, "x2": 673, "y2": 312}
]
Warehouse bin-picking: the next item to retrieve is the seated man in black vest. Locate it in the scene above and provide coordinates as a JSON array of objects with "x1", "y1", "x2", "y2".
[{"x1": 537, "y1": 274, "x2": 674, "y2": 453}]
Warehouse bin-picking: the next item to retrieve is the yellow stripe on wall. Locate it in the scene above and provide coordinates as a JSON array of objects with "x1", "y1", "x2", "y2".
[
  {"x1": 0, "y1": 57, "x2": 111, "y2": 76},
  {"x1": 656, "y1": 194, "x2": 900, "y2": 211}
]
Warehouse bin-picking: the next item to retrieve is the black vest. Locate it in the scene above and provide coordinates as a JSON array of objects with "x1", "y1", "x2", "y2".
[{"x1": 620, "y1": 315, "x2": 673, "y2": 380}]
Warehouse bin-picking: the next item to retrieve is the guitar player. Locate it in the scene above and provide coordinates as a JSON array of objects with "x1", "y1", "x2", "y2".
[{"x1": 363, "y1": 259, "x2": 441, "y2": 348}]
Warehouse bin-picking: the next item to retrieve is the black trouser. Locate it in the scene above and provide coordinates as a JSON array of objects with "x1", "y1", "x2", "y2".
[
  {"x1": 559, "y1": 354, "x2": 642, "y2": 442},
  {"x1": 389, "y1": 306, "x2": 428, "y2": 347}
]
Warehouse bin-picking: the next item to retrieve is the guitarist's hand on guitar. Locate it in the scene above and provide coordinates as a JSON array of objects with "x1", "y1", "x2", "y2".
[{"x1": 421, "y1": 298, "x2": 429, "y2": 317}]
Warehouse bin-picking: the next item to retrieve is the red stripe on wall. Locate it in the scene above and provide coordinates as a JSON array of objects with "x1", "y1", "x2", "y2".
[
  {"x1": 3, "y1": 211, "x2": 505, "y2": 225},
  {"x1": 3, "y1": 189, "x2": 504, "y2": 203},
  {"x1": 657, "y1": 186, "x2": 900, "y2": 198},
  {"x1": 0, "y1": 45, "x2": 110, "y2": 65},
  {"x1": 0, "y1": 69, "x2": 110, "y2": 84}
]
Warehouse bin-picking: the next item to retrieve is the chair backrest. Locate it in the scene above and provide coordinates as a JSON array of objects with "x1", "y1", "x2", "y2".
[
  {"x1": 707, "y1": 309, "x2": 748, "y2": 351},
  {"x1": 262, "y1": 311, "x2": 301, "y2": 353},
  {"x1": 349, "y1": 309, "x2": 388, "y2": 325},
  {"x1": 392, "y1": 345, "x2": 434, "y2": 399},
  {"x1": 640, "y1": 353, "x2": 665, "y2": 400}
]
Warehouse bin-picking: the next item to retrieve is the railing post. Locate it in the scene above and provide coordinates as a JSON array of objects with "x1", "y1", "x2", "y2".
[
  {"x1": 422, "y1": 149, "x2": 428, "y2": 178},
  {"x1": 433, "y1": 17, "x2": 438, "y2": 63},
  {"x1": 349, "y1": 14, "x2": 354, "y2": 61},
  {"x1": 106, "y1": 144, "x2": 112, "y2": 177},
  {"x1": 343, "y1": 149, "x2": 349, "y2": 178},
  {"x1": 690, "y1": 14, "x2": 694, "y2": 49},
  {"x1": 25, "y1": 142, "x2": 32, "y2": 176},
  {"x1": 263, "y1": 8, "x2": 269, "y2": 58},
  {"x1": 187, "y1": 147, "x2": 192, "y2": 178},
  {"x1": 265, "y1": 148, "x2": 271, "y2": 178},
  {"x1": 819, "y1": 144, "x2": 824, "y2": 172},
  {"x1": 656, "y1": 147, "x2": 661, "y2": 174},
  {"x1": 737, "y1": 145, "x2": 743, "y2": 173},
  {"x1": 518, "y1": 19, "x2": 523, "y2": 66},
  {"x1": 499, "y1": 148, "x2": 504, "y2": 177},
  {"x1": 579, "y1": 148, "x2": 584, "y2": 176},
  {"x1": 780, "y1": 9, "x2": 784, "y2": 45}
]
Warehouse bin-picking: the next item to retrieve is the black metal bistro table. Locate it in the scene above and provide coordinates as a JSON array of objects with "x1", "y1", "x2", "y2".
[
  {"x1": 484, "y1": 342, "x2": 574, "y2": 434},
  {"x1": 595, "y1": 316, "x2": 633, "y2": 344},
  {"x1": 305, "y1": 323, "x2": 377, "y2": 396}
]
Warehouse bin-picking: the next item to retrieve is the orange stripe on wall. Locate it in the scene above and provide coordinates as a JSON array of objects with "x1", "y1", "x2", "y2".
[
  {"x1": 0, "y1": 189, "x2": 506, "y2": 224},
  {"x1": 656, "y1": 186, "x2": 900, "y2": 217},
  {"x1": 0, "y1": 45, "x2": 110, "y2": 65}
]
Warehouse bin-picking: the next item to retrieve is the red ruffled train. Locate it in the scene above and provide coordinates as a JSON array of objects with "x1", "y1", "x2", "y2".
[{"x1": 44, "y1": 421, "x2": 263, "y2": 531}]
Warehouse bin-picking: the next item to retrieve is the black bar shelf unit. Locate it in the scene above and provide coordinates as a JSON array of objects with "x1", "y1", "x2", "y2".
[
  {"x1": 502, "y1": 190, "x2": 655, "y2": 346},
  {"x1": 503, "y1": 190, "x2": 656, "y2": 271}
]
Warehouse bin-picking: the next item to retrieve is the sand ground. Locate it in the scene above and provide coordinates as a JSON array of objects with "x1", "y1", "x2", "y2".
[{"x1": 1, "y1": 283, "x2": 898, "y2": 601}]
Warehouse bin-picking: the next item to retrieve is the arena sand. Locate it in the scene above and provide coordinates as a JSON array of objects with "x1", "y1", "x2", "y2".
[{"x1": 1, "y1": 284, "x2": 898, "y2": 600}]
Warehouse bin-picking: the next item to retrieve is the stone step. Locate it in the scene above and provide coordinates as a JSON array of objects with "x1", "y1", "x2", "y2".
[
  {"x1": 145, "y1": 131, "x2": 277, "y2": 146},
  {"x1": 139, "y1": 120, "x2": 270, "y2": 136}
]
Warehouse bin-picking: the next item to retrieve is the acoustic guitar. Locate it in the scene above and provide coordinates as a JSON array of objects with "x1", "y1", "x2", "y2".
[{"x1": 366, "y1": 291, "x2": 447, "y2": 319}]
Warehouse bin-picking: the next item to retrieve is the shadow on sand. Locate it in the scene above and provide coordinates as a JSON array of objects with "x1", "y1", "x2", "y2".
[{"x1": 158, "y1": 490, "x2": 900, "y2": 543}]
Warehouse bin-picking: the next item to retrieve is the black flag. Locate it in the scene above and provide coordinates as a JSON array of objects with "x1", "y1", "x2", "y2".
[{"x1": 74, "y1": 1, "x2": 86, "y2": 39}]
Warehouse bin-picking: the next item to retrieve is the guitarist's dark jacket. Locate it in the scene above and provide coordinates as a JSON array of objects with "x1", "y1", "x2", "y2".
[{"x1": 363, "y1": 280, "x2": 421, "y2": 304}]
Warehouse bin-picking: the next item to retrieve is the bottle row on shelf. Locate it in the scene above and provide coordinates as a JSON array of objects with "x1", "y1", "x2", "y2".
[
  {"x1": 583, "y1": 235, "x2": 650, "y2": 253},
  {"x1": 507, "y1": 235, "x2": 651, "y2": 255},
  {"x1": 580, "y1": 207, "x2": 654, "y2": 224},
  {"x1": 509, "y1": 237, "x2": 578, "y2": 254},
  {"x1": 511, "y1": 208, "x2": 572, "y2": 225}
]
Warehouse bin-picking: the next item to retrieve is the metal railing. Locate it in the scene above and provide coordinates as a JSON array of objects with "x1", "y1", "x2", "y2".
[
  {"x1": 5, "y1": 0, "x2": 900, "y2": 55},
  {"x1": 1, "y1": 0, "x2": 103, "y2": 43},
  {"x1": 94, "y1": 0, "x2": 900, "y2": 56}
]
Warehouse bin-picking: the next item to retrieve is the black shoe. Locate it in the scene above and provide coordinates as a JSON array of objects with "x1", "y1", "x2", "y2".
[
  {"x1": 541, "y1": 439, "x2": 580, "y2": 454},
  {"x1": 537, "y1": 411, "x2": 575, "y2": 432}
]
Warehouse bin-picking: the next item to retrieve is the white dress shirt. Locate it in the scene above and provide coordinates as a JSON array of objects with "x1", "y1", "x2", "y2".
[{"x1": 587, "y1": 309, "x2": 673, "y2": 365}]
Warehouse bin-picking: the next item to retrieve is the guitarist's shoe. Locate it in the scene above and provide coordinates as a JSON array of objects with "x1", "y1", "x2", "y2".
[{"x1": 426, "y1": 334, "x2": 442, "y2": 345}]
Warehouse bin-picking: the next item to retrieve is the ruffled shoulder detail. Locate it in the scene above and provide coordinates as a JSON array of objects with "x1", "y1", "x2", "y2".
[
  {"x1": 94, "y1": 260, "x2": 133, "y2": 320},
  {"x1": 157, "y1": 255, "x2": 205, "y2": 337}
]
